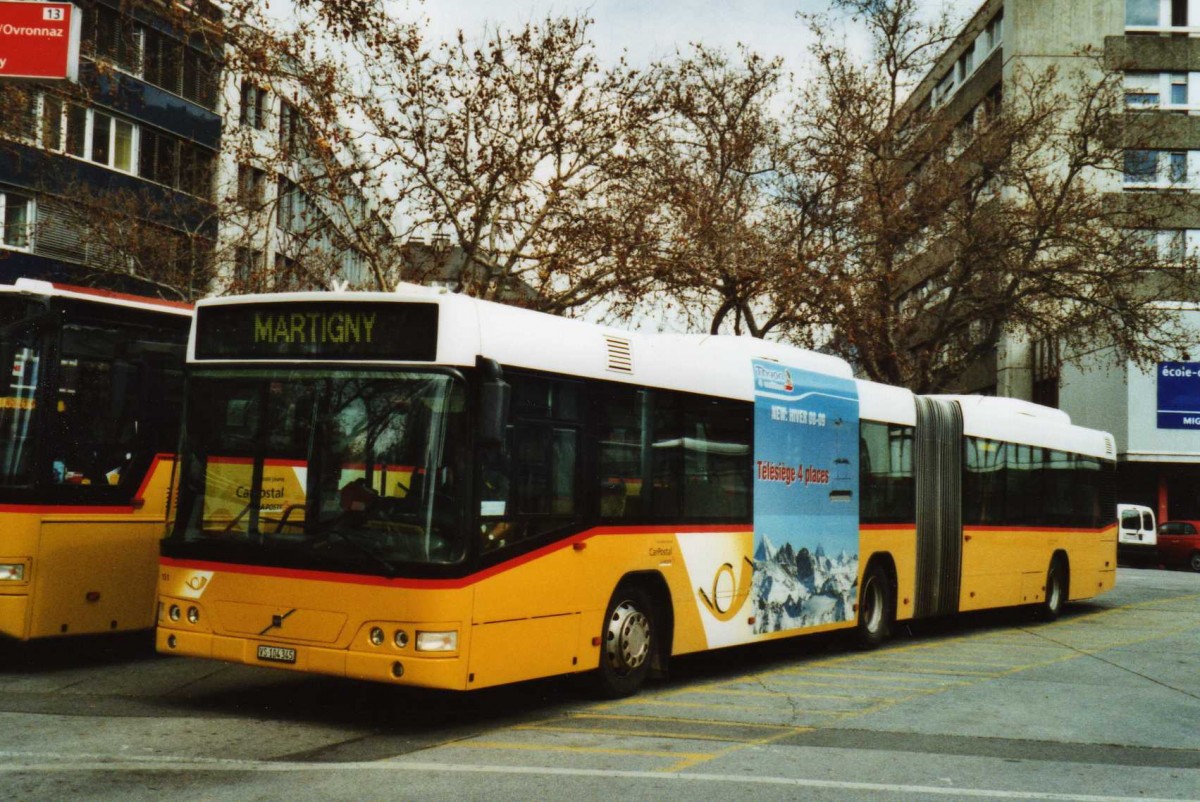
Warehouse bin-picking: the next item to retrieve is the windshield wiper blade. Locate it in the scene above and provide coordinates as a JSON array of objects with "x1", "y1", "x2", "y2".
[{"x1": 314, "y1": 529, "x2": 398, "y2": 576}]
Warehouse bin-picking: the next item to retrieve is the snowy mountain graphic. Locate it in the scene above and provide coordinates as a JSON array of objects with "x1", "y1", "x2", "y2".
[{"x1": 751, "y1": 535, "x2": 858, "y2": 634}]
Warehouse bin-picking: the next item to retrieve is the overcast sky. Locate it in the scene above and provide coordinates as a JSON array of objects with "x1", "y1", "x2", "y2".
[{"x1": 397, "y1": 0, "x2": 977, "y2": 77}]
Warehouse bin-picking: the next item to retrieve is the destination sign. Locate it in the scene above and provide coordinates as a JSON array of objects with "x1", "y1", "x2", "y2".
[{"x1": 194, "y1": 302, "x2": 439, "y2": 360}]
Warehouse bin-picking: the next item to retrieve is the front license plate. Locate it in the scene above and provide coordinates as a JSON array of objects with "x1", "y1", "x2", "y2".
[{"x1": 257, "y1": 645, "x2": 296, "y2": 664}]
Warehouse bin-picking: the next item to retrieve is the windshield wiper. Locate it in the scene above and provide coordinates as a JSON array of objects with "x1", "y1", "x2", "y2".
[{"x1": 311, "y1": 529, "x2": 398, "y2": 576}]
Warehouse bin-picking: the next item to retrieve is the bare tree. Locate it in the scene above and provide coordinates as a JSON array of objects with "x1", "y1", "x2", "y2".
[
  {"x1": 790, "y1": 0, "x2": 1197, "y2": 392},
  {"x1": 610, "y1": 45, "x2": 829, "y2": 337},
  {"x1": 218, "y1": 3, "x2": 657, "y2": 309}
]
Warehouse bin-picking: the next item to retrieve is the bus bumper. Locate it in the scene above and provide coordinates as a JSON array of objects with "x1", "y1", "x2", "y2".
[{"x1": 156, "y1": 627, "x2": 470, "y2": 690}]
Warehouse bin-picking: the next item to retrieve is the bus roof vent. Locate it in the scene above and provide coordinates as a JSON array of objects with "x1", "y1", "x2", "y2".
[
  {"x1": 1105, "y1": 436, "x2": 1116, "y2": 458},
  {"x1": 605, "y1": 336, "x2": 633, "y2": 374}
]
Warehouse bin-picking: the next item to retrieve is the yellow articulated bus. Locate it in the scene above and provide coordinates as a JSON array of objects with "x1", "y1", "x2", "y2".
[
  {"x1": 0, "y1": 279, "x2": 191, "y2": 642},
  {"x1": 157, "y1": 286, "x2": 1116, "y2": 696}
]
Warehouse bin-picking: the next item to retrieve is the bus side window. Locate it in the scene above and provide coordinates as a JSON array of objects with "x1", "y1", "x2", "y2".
[
  {"x1": 51, "y1": 325, "x2": 133, "y2": 488},
  {"x1": 480, "y1": 373, "x2": 582, "y2": 551},
  {"x1": 597, "y1": 385, "x2": 647, "y2": 520}
]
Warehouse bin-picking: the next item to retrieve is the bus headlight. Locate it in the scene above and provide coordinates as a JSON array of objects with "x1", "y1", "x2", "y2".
[
  {"x1": 415, "y1": 630, "x2": 457, "y2": 652},
  {"x1": 169, "y1": 604, "x2": 181, "y2": 622},
  {"x1": 369, "y1": 627, "x2": 386, "y2": 646},
  {"x1": 394, "y1": 629, "x2": 409, "y2": 649},
  {"x1": 187, "y1": 606, "x2": 200, "y2": 624},
  {"x1": 0, "y1": 564, "x2": 25, "y2": 581}
]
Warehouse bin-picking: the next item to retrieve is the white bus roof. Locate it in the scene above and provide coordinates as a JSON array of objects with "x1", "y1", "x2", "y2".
[
  {"x1": 192, "y1": 286, "x2": 854, "y2": 401},
  {"x1": 0, "y1": 278, "x2": 193, "y2": 317},
  {"x1": 191, "y1": 287, "x2": 1115, "y2": 459}
]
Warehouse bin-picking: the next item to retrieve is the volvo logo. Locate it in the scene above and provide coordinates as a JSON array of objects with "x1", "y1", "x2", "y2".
[{"x1": 259, "y1": 608, "x2": 297, "y2": 636}]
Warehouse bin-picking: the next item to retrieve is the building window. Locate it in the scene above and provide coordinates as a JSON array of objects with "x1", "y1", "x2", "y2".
[
  {"x1": 957, "y1": 43, "x2": 974, "y2": 83},
  {"x1": 984, "y1": 10, "x2": 1003, "y2": 50},
  {"x1": 1127, "y1": 0, "x2": 1193, "y2": 28},
  {"x1": 237, "y1": 164, "x2": 266, "y2": 209},
  {"x1": 241, "y1": 83, "x2": 268, "y2": 130},
  {"x1": 1171, "y1": 73, "x2": 1189, "y2": 106},
  {"x1": 1124, "y1": 149, "x2": 1159, "y2": 185},
  {"x1": 235, "y1": 246, "x2": 263, "y2": 286},
  {"x1": 1169, "y1": 151, "x2": 1189, "y2": 184},
  {"x1": 1032, "y1": 338, "x2": 1060, "y2": 409},
  {"x1": 1124, "y1": 73, "x2": 1161, "y2": 108},
  {"x1": 0, "y1": 191, "x2": 34, "y2": 250},
  {"x1": 39, "y1": 101, "x2": 138, "y2": 174},
  {"x1": 277, "y1": 178, "x2": 306, "y2": 232},
  {"x1": 85, "y1": 3, "x2": 143, "y2": 75}
]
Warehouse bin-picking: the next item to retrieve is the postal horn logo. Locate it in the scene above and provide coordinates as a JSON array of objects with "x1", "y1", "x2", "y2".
[{"x1": 697, "y1": 556, "x2": 755, "y2": 622}]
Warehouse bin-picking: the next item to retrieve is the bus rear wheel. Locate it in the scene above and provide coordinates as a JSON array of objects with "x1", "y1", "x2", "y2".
[
  {"x1": 854, "y1": 563, "x2": 892, "y2": 650},
  {"x1": 596, "y1": 583, "x2": 655, "y2": 698},
  {"x1": 1039, "y1": 557, "x2": 1068, "y2": 621}
]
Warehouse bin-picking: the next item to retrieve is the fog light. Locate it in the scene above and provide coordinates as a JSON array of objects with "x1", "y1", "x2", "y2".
[
  {"x1": 394, "y1": 629, "x2": 409, "y2": 648},
  {"x1": 415, "y1": 630, "x2": 457, "y2": 652},
  {"x1": 369, "y1": 627, "x2": 385, "y2": 646},
  {"x1": 0, "y1": 564, "x2": 25, "y2": 581},
  {"x1": 391, "y1": 661, "x2": 404, "y2": 678},
  {"x1": 168, "y1": 604, "x2": 181, "y2": 622},
  {"x1": 167, "y1": 634, "x2": 177, "y2": 648},
  {"x1": 187, "y1": 606, "x2": 200, "y2": 624}
]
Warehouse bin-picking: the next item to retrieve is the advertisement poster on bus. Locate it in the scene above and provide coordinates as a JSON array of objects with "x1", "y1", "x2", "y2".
[{"x1": 749, "y1": 360, "x2": 859, "y2": 635}]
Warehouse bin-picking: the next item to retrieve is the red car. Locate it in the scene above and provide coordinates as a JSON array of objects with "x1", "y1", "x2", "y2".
[{"x1": 1156, "y1": 521, "x2": 1200, "y2": 572}]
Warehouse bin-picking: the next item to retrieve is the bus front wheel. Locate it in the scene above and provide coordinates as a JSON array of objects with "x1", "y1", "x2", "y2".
[
  {"x1": 854, "y1": 563, "x2": 893, "y2": 650},
  {"x1": 596, "y1": 583, "x2": 656, "y2": 698}
]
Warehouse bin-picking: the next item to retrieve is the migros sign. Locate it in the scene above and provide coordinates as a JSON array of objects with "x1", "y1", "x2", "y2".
[{"x1": 0, "y1": 1, "x2": 80, "y2": 80}]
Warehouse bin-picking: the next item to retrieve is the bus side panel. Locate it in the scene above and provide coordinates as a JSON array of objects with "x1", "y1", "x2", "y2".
[
  {"x1": 27, "y1": 456, "x2": 177, "y2": 639},
  {"x1": 1067, "y1": 525, "x2": 1117, "y2": 601},
  {"x1": 0, "y1": 513, "x2": 39, "y2": 640},
  {"x1": 859, "y1": 526, "x2": 918, "y2": 624},
  {"x1": 959, "y1": 525, "x2": 1117, "y2": 612},
  {"x1": 468, "y1": 616, "x2": 580, "y2": 689},
  {"x1": 959, "y1": 528, "x2": 1035, "y2": 612},
  {"x1": 30, "y1": 518, "x2": 163, "y2": 637}
]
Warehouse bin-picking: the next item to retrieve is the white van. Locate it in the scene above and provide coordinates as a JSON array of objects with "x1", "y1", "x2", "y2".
[{"x1": 1117, "y1": 503, "x2": 1157, "y2": 560}]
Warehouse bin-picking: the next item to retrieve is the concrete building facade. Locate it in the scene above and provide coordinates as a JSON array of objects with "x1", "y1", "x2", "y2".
[{"x1": 908, "y1": 0, "x2": 1200, "y2": 522}]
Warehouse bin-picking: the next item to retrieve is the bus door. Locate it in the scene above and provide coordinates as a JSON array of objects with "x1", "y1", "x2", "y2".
[{"x1": 471, "y1": 371, "x2": 584, "y2": 686}]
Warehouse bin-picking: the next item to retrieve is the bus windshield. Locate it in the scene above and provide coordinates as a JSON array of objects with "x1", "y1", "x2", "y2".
[
  {"x1": 172, "y1": 369, "x2": 467, "y2": 572},
  {"x1": 0, "y1": 297, "x2": 44, "y2": 487}
]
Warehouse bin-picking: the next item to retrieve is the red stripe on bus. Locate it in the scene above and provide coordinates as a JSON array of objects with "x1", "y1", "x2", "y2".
[
  {"x1": 49, "y1": 282, "x2": 193, "y2": 310},
  {"x1": 161, "y1": 524, "x2": 756, "y2": 590},
  {"x1": 963, "y1": 524, "x2": 1114, "y2": 535}
]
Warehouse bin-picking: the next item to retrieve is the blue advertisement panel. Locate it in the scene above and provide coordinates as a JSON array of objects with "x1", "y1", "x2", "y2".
[
  {"x1": 1157, "y1": 362, "x2": 1200, "y2": 429},
  {"x1": 751, "y1": 360, "x2": 859, "y2": 634}
]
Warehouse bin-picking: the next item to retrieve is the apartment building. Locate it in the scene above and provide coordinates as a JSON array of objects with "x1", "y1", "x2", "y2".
[
  {"x1": 0, "y1": 0, "x2": 222, "y2": 296},
  {"x1": 0, "y1": 0, "x2": 386, "y2": 298},
  {"x1": 907, "y1": 0, "x2": 1200, "y2": 520}
]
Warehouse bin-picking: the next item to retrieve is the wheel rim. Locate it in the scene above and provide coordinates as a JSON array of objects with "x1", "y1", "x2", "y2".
[
  {"x1": 605, "y1": 600, "x2": 650, "y2": 676},
  {"x1": 1047, "y1": 568, "x2": 1062, "y2": 611},
  {"x1": 1190, "y1": 553, "x2": 1200, "y2": 572},
  {"x1": 862, "y1": 577, "x2": 883, "y2": 634}
]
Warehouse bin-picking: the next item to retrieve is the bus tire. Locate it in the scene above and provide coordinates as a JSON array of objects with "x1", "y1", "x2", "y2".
[
  {"x1": 854, "y1": 563, "x2": 893, "y2": 650},
  {"x1": 596, "y1": 583, "x2": 656, "y2": 698},
  {"x1": 1188, "y1": 551, "x2": 1200, "y2": 573},
  {"x1": 1039, "y1": 557, "x2": 1068, "y2": 621}
]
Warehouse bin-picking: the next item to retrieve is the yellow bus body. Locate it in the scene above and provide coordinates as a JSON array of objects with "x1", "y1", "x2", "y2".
[
  {"x1": 0, "y1": 455, "x2": 177, "y2": 640},
  {"x1": 158, "y1": 521, "x2": 1115, "y2": 691}
]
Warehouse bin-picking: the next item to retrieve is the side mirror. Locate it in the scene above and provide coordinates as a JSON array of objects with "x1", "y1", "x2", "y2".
[{"x1": 478, "y1": 358, "x2": 510, "y2": 449}]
